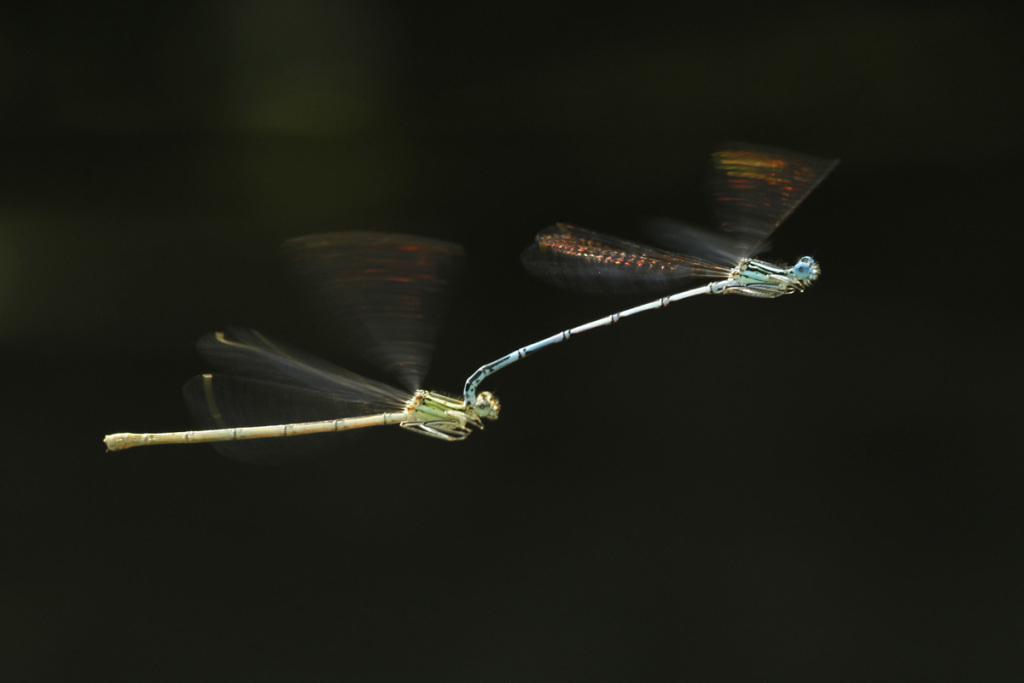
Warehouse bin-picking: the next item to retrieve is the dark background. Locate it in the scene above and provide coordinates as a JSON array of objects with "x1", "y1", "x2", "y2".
[{"x1": 2, "y1": 1, "x2": 1020, "y2": 680}]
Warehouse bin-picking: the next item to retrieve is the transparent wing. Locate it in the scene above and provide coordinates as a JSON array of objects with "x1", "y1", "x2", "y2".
[
  {"x1": 521, "y1": 223, "x2": 731, "y2": 295},
  {"x1": 196, "y1": 328, "x2": 410, "y2": 407},
  {"x1": 183, "y1": 374, "x2": 406, "y2": 465},
  {"x1": 641, "y1": 217, "x2": 756, "y2": 267},
  {"x1": 282, "y1": 232, "x2": 464, "y2": 393},
  {"x1": 707, "y1": 142, "x2": 838, "y2": 258}
]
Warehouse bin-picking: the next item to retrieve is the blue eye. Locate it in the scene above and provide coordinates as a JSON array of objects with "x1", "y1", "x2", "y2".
[{"x1": 791, "y1": 256, "x2": 817, "y2": 280}]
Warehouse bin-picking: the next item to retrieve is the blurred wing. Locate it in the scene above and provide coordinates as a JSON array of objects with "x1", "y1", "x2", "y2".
[
  {"x1": 196, "y1": 328, "x2": 410, "y2": 407},
  {"x1": 183, "y1": 374, "x2": 405, "y2": 465},
  {"x1": 282, "y1": 232, "x2": 464, "y2": 393},
  {"x1": 709, "y1": 143, "x2": 838, "y2": 257},
  {"x1": 642, "y1": 217, "x2": 755, "y2": 267},
  {"x1": 521, "y1": 223, "x2": 730, "y2": 295}
]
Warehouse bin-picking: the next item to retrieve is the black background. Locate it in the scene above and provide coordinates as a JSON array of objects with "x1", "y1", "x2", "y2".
[{"x1": 2, "y1": 2, "x2": 1021, "y2": 680}]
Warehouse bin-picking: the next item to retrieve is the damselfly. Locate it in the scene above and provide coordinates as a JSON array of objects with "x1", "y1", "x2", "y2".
[
  {"x1": 463, "y1": 143, "x2": 837, "y2": 404},
  {"x1": 104, "y1": 233, "x2": 500, "y2": 464}
]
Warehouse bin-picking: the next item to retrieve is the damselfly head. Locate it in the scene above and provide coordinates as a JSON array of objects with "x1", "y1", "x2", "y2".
[
  {"x1": 788, "y1": 256, "x2": 820, "y2": 283},
  {"x1": 474, "y1": 391, "x2": 501, "y2": 420}
]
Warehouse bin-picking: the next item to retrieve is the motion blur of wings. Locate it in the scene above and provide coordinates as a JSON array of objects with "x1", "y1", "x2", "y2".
[
  {"x1": 183, "y1": 233, "x2": 465, "y2": 464},
  {"x1": 522, "y1": 143, "x2": 838, "y2": 295}
]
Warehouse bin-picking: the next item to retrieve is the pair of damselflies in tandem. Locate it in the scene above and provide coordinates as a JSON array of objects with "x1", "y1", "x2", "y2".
[{"x1": 104, "y1": 143, "x2": 837, "y2": 463}]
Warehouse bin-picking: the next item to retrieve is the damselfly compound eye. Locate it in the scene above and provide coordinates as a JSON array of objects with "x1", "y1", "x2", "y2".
[
  {"x1": 791, "y1": 256, "x2": 817, "y2": 280},
  {"x1": 474, "y1": 391, "x2": 500, "y2": 419}
]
